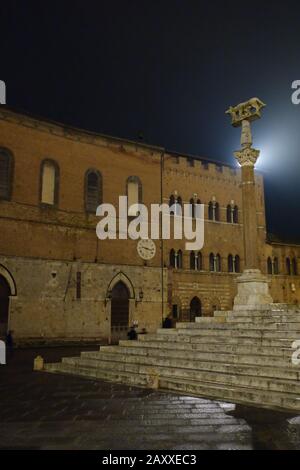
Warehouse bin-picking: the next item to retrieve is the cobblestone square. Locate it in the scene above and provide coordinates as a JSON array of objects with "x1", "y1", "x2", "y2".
[{"x1": 0, "y1": 347, "x2": 300, "y2": 450}]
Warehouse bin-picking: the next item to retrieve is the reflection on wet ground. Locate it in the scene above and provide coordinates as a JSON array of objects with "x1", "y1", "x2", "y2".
[{"x1": 0, "y1": 347, "x2": 299, "y2": 450}]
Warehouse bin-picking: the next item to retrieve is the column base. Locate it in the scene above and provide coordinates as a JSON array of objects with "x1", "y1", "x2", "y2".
[{"x1": 233, "y1": 269, "x2": 273, "y2": 311}]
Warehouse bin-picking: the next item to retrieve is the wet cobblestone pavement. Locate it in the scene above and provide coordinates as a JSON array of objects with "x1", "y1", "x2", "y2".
[{"x1": 0, "y1": 347, "x2": 300, "y2": 450}]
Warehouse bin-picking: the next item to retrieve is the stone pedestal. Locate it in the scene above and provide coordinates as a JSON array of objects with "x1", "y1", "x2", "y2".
[{"x1": 233, "y1": 269, "x2": 273, "y2": 311}]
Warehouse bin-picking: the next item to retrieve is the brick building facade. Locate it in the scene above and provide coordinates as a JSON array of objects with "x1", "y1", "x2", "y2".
[{"x1": 0, "y1": 108, "x2": 299, "y2": 344}]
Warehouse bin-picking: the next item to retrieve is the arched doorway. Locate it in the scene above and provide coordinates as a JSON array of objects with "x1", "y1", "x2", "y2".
[
  {"x1": 0, "y1": 275, "x2": 11, "y2": 337},
  {"x1": 190, "y1": 297, "x2": 202, "y2": 322},
  {"x1": 111, "y1": 281, "x2": 130, "y2": 343}
]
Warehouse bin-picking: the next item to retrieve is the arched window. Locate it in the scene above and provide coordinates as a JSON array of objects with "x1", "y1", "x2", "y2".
[
  {"x1": 189, "y1": 251, "x2": 201, "y2": 270},
  {"x1": 189, "y1": 198, "x2": 195, "y2": 218},
  {"x1": 195, "y1": 199, "x2": 201, "y2": 219},
  {"x1": 235, "y1": 255, "x2": 240, "y2": 273},
  {"x1": 0, "y1": 148, "x2": 14, "y2": 200},
  {"x1": 197, "y1": 252, "x2": 202, "y2": 270},
  {"x1": 169, "y1": 194, "x2": 182, "y2": 216},
  {"x1": 176, "y1": 196, "x2": 183, "y2": 216},
  {"x1": 85, "y1": 169, "x2": 102, "y2": 213},
  {"x1": 292, "y1": 258, "x2": 298, "y2": 276},
  {"x1": 215, "y1": 203, "x2": 220, "y2": 221},
  {"x1": 208, "y1": 202, "x2": 214, "y2": 220},
  {"x1": 267, "y1": 257, "x2": 273, "y2": 275},
  {"x1": 170, "y1": 250, "x2": 183, "y2": 269},
  {"x1": 209, "y1": 253, "x2": 215, "y2": 272},
  {"x1": 209, "y1": 201, "x2": 220, "y2": 221},
  {"x1": 286, "y1": 258, "x2": 291, "y2": 276},
  {"x1": 177, "y1": 250, "x2": 183, "y2": 269},
  {"x1": 216, "y1": 254, "x2": 221, "y2": 272},
  {"x1": 228, "y1": 254, "x2": 240, "y2": 273},
  {"x1": 228, "y1": 254, "x2": 234, "y2": 273},
  {"x1": 169, "y1": 195, "x2": 175, "y2": 215},
  {"x1": 233, "y1": 206, "x2": 239, "y2": 224},
  {"x1": 127, "y1": 176, "x2": 142, "y2": 216},
  {"x1": 170, "y1": 249, "x2": 176, "y2": 268},
  {"x1": 274, "y1": 257, "x2": 279, "y2": 275},
  {"x1": 190, "y1": 251, "x2": 195, "y2": 270},
  {"x1": 40, "y1": 159, "x2": 59, "y2": 206},
  {"x1": 226, "y1": 205, "x2": 232, "y2": 223}
]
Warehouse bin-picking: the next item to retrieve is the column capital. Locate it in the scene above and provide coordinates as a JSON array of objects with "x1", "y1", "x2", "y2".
[{"x1": 234, "y1": 147, "x2": 260, "y2": 167}]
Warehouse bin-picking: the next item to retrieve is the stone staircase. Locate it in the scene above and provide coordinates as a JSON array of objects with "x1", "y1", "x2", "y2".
[{"x1": 43, "y1": 304, "x2": 300, "y2": 412}]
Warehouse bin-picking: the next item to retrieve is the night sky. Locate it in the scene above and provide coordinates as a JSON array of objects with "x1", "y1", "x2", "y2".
[{"x1": 1, "y1": 1, "x2": 300, "y2": 240}]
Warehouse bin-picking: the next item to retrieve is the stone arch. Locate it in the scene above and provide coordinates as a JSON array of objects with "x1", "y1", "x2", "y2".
[
  {"x1": 107, "y1": 272, "x2": 135, "y2": 299},
  {"x1": 0, "y1": 265, "x2": 16, "y2": 296}
]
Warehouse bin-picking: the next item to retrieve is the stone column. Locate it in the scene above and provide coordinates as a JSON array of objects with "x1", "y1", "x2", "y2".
[{"x1": 226, "y1": 98, "x2": 273, "y2": 310}]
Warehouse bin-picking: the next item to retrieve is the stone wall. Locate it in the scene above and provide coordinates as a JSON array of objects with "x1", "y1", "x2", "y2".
[{"x1": 1, "y1": 255, "x2": 167, "y2": 344}]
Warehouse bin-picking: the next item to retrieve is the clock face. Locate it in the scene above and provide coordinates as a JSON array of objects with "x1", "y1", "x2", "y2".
[{"x1": 137, "y1": 239, "x2": 156, "y2": 260}]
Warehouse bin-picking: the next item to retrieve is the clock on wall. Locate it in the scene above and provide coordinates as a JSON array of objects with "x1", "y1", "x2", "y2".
[{"x1": 137, "y1": 239, "x2": 156, "y2": 260}]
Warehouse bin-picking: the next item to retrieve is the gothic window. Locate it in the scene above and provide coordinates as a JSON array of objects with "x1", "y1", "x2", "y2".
[
  {"x1": 170, "y1": 249, "x2": 176, "y2": 268},
  {"x1": 190, "y1": 198, "x2": 195, "y2": 218},
  {"x1": 227, "y1": 204, "x2": 239, "y2": 223},
  {"x1": 209, "y1": 201, "x2": 220, "y2": 221},
  {"x1": 170, "y1": 250, "x2": 183, "y2": 269},
  {"x1": 176, "y1": 196, "x2": 183, "y2": 216},
  {"x1": 197, "y1": 252, "x2": 202, "y2": 270},
  {"x1": 228, "y1": 254, "x2": 234, "y2": 273},
  {"x1": 286, "y1": 258, "x2": 291, "y2": 276},
  {"x1": 85, "y1": 169, "x2": 102, "y2": 213},
  {"x1": 190, "y1": 251, "x2": 195, "y2": 270},
  {"x1": 169, "y1": 194, "x2": 175, "y2": 214},
  {"x1": 40, "y1": 159, "x2": 59, "y2": 206},
  {"x1": 209, "y1": 253, "x2": 215, "y2": 272},
  {"x1": 127, "y1": 176, "x2": 142, "y2": 216},
  {"x1": 233, "y1": 205, "x2": 239, "y2": 223},
  {"x1": 195, "y1": 199, "x2": 201, "y2": 219},
  {"x1": 177, "y1": 250, "x2": 183, "y2": 269},
  {"x1": 208, "y1": 202, "x2": 214, "y2": 220},
  {"x1": 292, "y1": 258, "x2": 298, "y2": 276},
  {"x1": 267, "y1": 257, "x2": 273, "y2": 274},
  {"x1": 216, "y1": 253, "x2": 221, "y2": 272},
  {"x1": 227, "y1": 205, "x2": 232, "y2": 223},
  {"x1": 0, "y1": 148, "x2": 13, "y2": 200},
  {"x1": 235, "y1": 255, "x2": 240, "y2": 273}
]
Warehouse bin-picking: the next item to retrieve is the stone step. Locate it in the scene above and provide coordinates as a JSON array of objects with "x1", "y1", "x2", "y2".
[
  {"x1": 159, "y1": 377, "x2": 300, "y2": 412},
  {"x1": 42, "y1": 303, "x2": 300, "y2": 413},
  {"x1": 60, "y1": 354, "x2": 300, "y2": 395},
  {"x1": 213, "y1": 311, "x2": 300, "y2": 322},
  {"x1": 44, "y1": 361, "x2": 150, "y2": 387},
  {"x1": 168, "y1": 326, "x2": 300, "y2": 339},
  {"x1": 189, "y1": 320, "x2": 300, "y2": 330},
  {"x1": 71, "y1": 350, "x2": 300, "y2": 382},
  {"x1": 119, "y1": 339, "x2": 294, "y2": 357},
  {"x1": 45, "y1": 360, "x2": 300, "y2": 411},
  {"x1": 176, "y1": 322, "x2": 300, "y2": 332},
  {"x1": 139, "y1": 332, "x2": 294, "y2": 348},
  {"x1": 96, "y1": 344, "x2": 294, "y2": 367}
]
